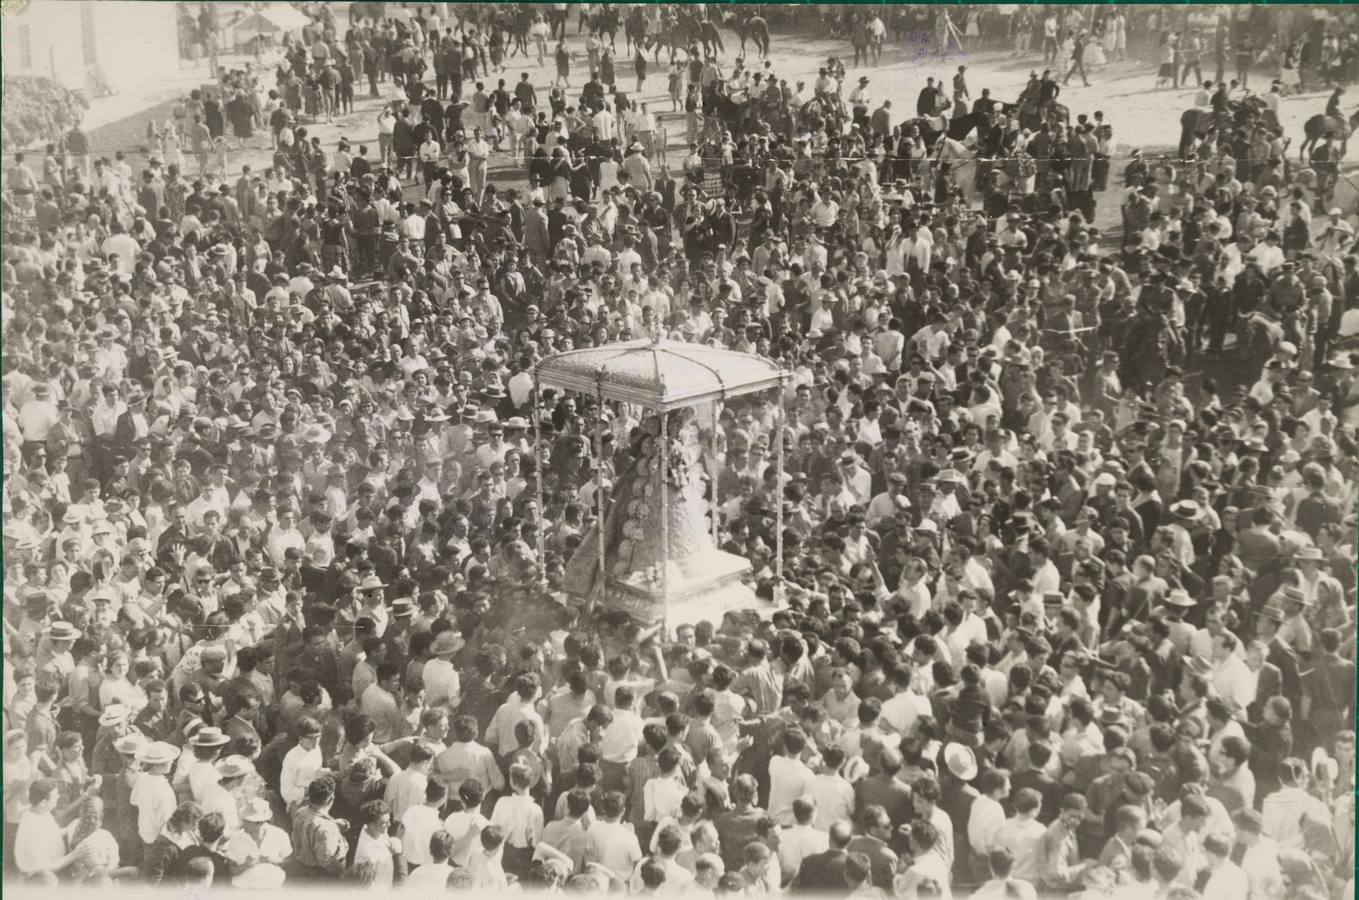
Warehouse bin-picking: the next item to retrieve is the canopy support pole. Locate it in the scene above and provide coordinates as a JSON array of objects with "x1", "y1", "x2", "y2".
[
  {"x1": 594, "y1": 395, "x2": 606, "y2": 617},
  {"x1": 660, "y1": 409, "x2": 670, "y2": 636},
  {"x1": 710, "y1": 403, "x2": 721, "y2": 548},
  {"x1": 533, "y1": 380, "x2": 546, "y2": 586},
  {"x1": 774, "y1": 374, "x2": 785, "y2": 606}
]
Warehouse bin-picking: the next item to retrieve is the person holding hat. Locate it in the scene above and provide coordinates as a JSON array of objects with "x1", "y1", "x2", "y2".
[
  {"x1": 131, "y1": 741, "x2": 181, "y2": 848},
  {"x1": 238, "y1": 796, "x2": 291, "y2": 866},
  {"x1": 279, "y1": 717, "x2": 327, "y2": 814}
]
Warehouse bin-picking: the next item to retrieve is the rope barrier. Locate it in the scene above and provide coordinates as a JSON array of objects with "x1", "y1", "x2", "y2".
[{"x1": 4, "y1": 141, "x2": 1305, "y2": 168}]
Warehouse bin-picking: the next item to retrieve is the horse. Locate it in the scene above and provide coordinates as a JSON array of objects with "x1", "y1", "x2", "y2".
[
  {"x1": 625, "y1": 7, "x2": 650, "y2": 55},
  {"x1": 589, "y1": 7, "x2": 620, "y2": 53},
  {"x1": 698, "y1": 16, "x2": 725, "y2": 58},
  {"x1": 1119, "y1": 312, "x2": 1185, "y2": 390},
  {"x1": 900, "y1": 115, "x2": 948, "y2": 149},
  {"x1": 1300, "y1": 111, "x2": 1359, "y2": 160},
  {"x1": 1178, "y1": 108, "x2": 1222, "y2": 159},
  {"x1": 348, "y1": 1, "x2": 387, "y2": 26},
  {"x1": 916, "y1": 135, "x2": 977, "y2": 202},
  {"x1": 1015, "y1": 98, "x2": 1069, "y2": 133},
  {"x1": 649, "y1": 9, "x2": 695, "y2": 63},
  {"x1": 1179, "y1": 99, "x2": 1271, "y2": 159},
  {"x1": 798, "y1": 94, "x2": 846, "y2": 137},
  {"x1": 728, "y1": 12, "x2": 771, "y2": 60},
  {"x1": 947, "y1": 111, "x2": 994, "y2": 144}
]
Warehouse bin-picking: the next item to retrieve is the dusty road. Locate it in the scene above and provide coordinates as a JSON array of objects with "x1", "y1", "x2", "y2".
[{"x1": 89, "y1": 14, "x2": 1356, "y2": 223}]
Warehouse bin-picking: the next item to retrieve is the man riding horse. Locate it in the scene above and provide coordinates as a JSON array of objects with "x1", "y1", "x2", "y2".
[{"x1": 1016, "y1": 70, "x2": 1067, "y2": 130}]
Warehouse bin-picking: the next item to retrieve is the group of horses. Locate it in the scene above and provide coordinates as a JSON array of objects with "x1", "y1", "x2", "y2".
[
  {"x1": 1178, "y1": 94, "x2": 1359, "y2": 161},
  {"x1": 617, "y1": 7, "x2": 773, "y2": 63}
]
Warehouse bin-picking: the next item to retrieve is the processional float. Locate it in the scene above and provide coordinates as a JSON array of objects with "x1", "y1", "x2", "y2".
[{"x1": 531, "y1": 337, "x2": 788, "y2": 627}]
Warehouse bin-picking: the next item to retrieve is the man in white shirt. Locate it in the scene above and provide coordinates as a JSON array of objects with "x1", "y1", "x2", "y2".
[
  {"x1": 968, "y1": 770, "x2": 1010, "y2": 864},
  {"x1": 422, "y1": 632, "x2": 464, "y2": 709},
  {"x1": 1208, "y1": 634, "x2": 1254, "y2": 712},
  {"x1": 777, "y1": 796, "x2": 829, "y2": 886},
  {"x1": 995, "y1": 788, "x2": 1047, "y2": 884},
  {"x1": 599, "y1": 686, "x2": 646, "y2": 775},
  {"x1": 279, "y1": 718, "x2": 325, "y2": 810},
  {"x1": 971, "y1": 846, "x2": 1037, "y2": 900},
  {"x1": 130, "y1": 742, "x2": 180, "y2": 847},
  {"x1": 404, "y1": 829, "x2": 457, "y2": 888},
  {"x1": 1247, "y1": 234, "x2": 1285, "y2": 272},
  {"x1": 810, "y1": 194, "x2": 840, "y2": 229},
  {"x1": 13, "y1": 780, "x2": 87, "y2": 879},
  {"x1": 418, "y1": 135, "x2": 442, "y2": 184},
  {"x1": 399, "y1": 778, "x2": 448, "y2": 868},
  {"x1": 1199, "y1": 832, "x2": 1249, "y2": 900},
  {"x1": 466, "y1": 129, "x2": 491, "y2": 202},
  {"x1": 385, "y1": 743, "x2": 435, "y2": 824},
  {"x1": 435, "y1": 715, "x2": 505, "y2": 796},
  {"x1": 592, "y1": 106, "x2": 617, "y2": 142},
  {"x1": 586, "y1": 791, "x2": 643, "y2": 881},
  {"x1": 881, "y1": 666, "x2": 932, "y2": 735},
  {"x1": 767, "y1": 729, "x2": 816, "y2": 826}
]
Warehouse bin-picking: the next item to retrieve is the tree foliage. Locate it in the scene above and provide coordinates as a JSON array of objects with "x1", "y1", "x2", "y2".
[{"x1": 1, "y1": 76, "x2": 89, "y2": 150}]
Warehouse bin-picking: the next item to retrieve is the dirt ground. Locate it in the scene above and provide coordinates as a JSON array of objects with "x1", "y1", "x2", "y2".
[{"x1": 86, "y1": 14, "x2": 1357, "y2": 235}]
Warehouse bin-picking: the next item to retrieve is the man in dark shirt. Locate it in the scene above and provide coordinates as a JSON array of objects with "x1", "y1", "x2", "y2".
[
  {"x1": 792, "y1": 820, "x2": 852, "y2": 893},
  {"x1": 853, "y1": 747, "x2": 915, "y2": 829},
  {"x1": 845, "y1": 804, "x2": 900, "y2": 891},
  {"x1": 514, "y1": 72, "x2": 538, "y2": 113},
  {"x1": 1009, "y1": 739, "x2": 1063, "y2": 824}
]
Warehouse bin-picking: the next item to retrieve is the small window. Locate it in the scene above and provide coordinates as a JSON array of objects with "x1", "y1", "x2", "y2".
[{"x1": 19, "y1": 24, "x2": 32, "y2": 69}]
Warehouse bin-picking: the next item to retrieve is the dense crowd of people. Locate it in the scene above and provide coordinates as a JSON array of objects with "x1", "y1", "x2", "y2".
[{"x1": 2, "y1": 4, "x2": 1358, "y2": 898}]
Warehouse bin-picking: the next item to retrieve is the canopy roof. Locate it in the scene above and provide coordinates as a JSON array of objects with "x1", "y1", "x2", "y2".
[{"x1": 534, "y1": 338, "x2": 784, "y2": 410}]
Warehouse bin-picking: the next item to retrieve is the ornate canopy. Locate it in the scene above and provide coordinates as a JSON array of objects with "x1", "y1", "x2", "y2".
[{"x1": 533, "y1": 338, "x2": 785, "y2": 411}]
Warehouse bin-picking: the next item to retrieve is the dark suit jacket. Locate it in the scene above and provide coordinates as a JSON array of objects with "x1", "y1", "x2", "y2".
[
  {"x1": 854, "y1": 773, "x2": 914, "y2": 829},
  {"x1": 845, "y1": 835, "x2": 898, "y2": 892},
  {"x1": 113, "y1": 410, "x2": 149, "y2": 454},
  {"x1": 1266, "y1": 638, "x2": 1302, "y2": 712},
  {"x1": 792, "y1": 847, "x2": 850, "y2": 895},
  {"x1": 1011, "y1": 767, "x2": 1063, "y2": 825},
  {"x1": 1246, "y1": 662, "x2": 1283, "y2": 723},
  {"x1": 1235, "y1": 528, "x2": 1281, "y2": 568}
]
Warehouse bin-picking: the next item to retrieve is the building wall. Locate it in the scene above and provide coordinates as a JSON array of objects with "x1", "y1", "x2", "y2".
[{"x1": 3, "y1": 1, "x2": 180, "y2": 95}]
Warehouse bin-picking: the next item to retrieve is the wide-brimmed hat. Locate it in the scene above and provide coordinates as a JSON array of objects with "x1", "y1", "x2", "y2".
[
  {"x1": 1170, "y1": 500, "x2": 1201, "y2": 520},
  {"x1": 1164, "y1": 589, "x2": 1195, "y2": 608},
  {"x1": 113, "y1": 732, "x2": 147, "y2": 755},
  {"x1": 1256, "y1": 603, "x2": 1287, "y2": 624},
  {"x1": 431, "y1": 631, "x2": 466, "y2": 656},
  {"x1": 190, "y1": 727, "x2": 231, "y2": 748},
  {"x1": 136, "y1": 741, "x2": 180, "y2": 767},
  {"x1": 943, "y1": 742, "x2": 978, "y2": 781},
  {"x1": 1294, "y1": 546, "x2": 1324, "y2": 562},
  {"x1": 241, "y1": 797, "x2": 274, "y2": 823},
  {"x1": 1276, "y1": 585, "x2": 1309, "y2": 605},
  {"x1": 216, "y1": 755, "x2": 253, "y2": 779},
  {"x1": 357, "y1": 574, "x2": 387, "y2": 593},
  {"x1": 47, "y1": 621, "x2": 79, "y2": 641},
  {"x1": 300, "y1": 424, "x2": 333, "y2": 444},
  {"x1": 99, "y1": 704, "x2": 131, "y2": 727}
]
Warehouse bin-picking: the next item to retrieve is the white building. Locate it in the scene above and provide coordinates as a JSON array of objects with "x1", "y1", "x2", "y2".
[{"x1": 2, "y1": 0, "x2": 182, "y2": 96}]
